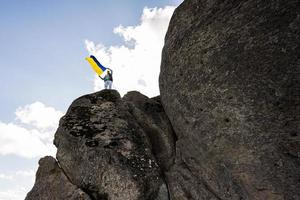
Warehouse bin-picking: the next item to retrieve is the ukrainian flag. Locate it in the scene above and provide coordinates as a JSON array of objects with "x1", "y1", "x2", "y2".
[{"x1": 85, "y1": 55, "x2": 107, "y2": 76}]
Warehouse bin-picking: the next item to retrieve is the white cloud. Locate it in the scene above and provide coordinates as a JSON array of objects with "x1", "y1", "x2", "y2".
[
  {"x1": 0, "y1": 102, "x2": 63, "y2": 158},
  {"x1": 85, "y1": 6, "x2": 176, "y2": 97},
  {"x1": 0, "y1": 122, "x2": 55, "y2": 158},
  {"x1": 15, "y1": 170, "x2": 35, "y2": 178},
  {"x1": 15, "y1": 102, "x2": 63, "y2": 130},
  {"x1": 0, "y1": 170, "x2": 36, "y2": 200},
  {"x1": 0, "y1": 174, "x2": 13, "y2": 181},
  {"x1": 0, "y1": 188, "x2": 28, "y2": 200},
  {"x1": 0, "y1": 170, "x2": 35, "y2": 182}
]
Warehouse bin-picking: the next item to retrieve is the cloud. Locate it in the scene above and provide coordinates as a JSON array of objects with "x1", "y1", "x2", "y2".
[
  {"x1": 0, "y1": 188, "x2": 28, "y2": 200},
  {"x1": 15, "y1": 102, "x2": 63, "y2": 130},
  {"x1": 0, "y1": 170, "x2": 36, "y2": 200},
  {"x1": 0, "y1": 174, "x2": 13, "y2": 181},
  {"x1": 0, "y1": 170, "x2": 35, "y2": 182},
  {"x1": 0, "y1": 102, "x2": 63, "y2": 158},
  {"x1": 15, "y1": 170, "x2": 35, "y2": 178},
  {"x1": 0, "y1": 122, "x2": 53, "y2": 158},
  {"x1": 85, "y1": 6, "x2": 176, "y2": 97}
]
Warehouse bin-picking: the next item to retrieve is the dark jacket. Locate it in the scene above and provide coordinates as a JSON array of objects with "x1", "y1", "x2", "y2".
[{"x1": 99, "y1": 69, "x2": 113, "y2": 81}]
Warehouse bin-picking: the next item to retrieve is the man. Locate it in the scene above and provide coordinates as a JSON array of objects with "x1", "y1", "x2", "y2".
[{"x1": 99, "y1": 69, "x2": 113, "y2": 89}]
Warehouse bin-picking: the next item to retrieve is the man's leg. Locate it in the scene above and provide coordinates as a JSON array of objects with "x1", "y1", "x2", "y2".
[
  {"x1": 104, "y1": 81, "x2": 108, "y2": 89},
  {"x1": 108, "y1": 81, "x2": 112, "y2": 89}
]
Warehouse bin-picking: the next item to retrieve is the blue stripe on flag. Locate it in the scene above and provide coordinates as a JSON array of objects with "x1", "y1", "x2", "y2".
[{"x1": 90, "y1": 55, "x2": 107, "y2": 72}]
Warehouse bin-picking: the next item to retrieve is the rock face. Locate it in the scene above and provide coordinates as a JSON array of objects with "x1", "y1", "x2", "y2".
[
  {"x1": 160, "y1": 0, "x2": 300, "y2": 200},
  {"x1": 25, "y1": 156, "x2": 91, "y2": 200},
  {"x1": 27, "y1": 90, "x2": 174, "y2": 200},
  {"x1": 123, "y1": 91, "x2": 175, "y2": 171}
]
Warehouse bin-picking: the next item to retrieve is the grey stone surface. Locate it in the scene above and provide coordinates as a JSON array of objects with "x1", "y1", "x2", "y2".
[
  {"x1": 160, "y1": 0, "x2": 300, "y2": 199},
  {"x1": 25, "y1": 156, "x2": 91, "y2": 200},
  {"x1": 53, "y1": 90, "x2": 169, "y2": 200},
  {"x1": 123, "y1": 91, "x2": 175, "y2": 171}
]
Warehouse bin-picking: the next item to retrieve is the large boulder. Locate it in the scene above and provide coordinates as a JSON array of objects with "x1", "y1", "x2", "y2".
[
  {"x1": 160, "y1": 0, "x2": 300, "y2": 199},
  {"x1": 53, "y1": 90, "x2": 173, "y2": 200},
  {"x1": 25, "y1": 156, "x2": 91, "y2": 200}
]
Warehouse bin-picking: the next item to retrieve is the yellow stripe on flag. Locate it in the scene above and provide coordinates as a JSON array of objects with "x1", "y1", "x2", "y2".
[{"x1": 85, "y1": 57, "x2": 105, "y2": 76}]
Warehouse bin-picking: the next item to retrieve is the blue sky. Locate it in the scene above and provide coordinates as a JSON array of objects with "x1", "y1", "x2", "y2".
[
  {"x1": 0, "y1": 0, "x2": 182, "y2": 199},
  {"x1": 0, "y1": 0, "x2": 181, "y2": 121}
]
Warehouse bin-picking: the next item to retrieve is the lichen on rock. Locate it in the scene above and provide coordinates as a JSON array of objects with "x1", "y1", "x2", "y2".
[{"x1": 53, "y1": 90, "x2": 171, "y2": 200}]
